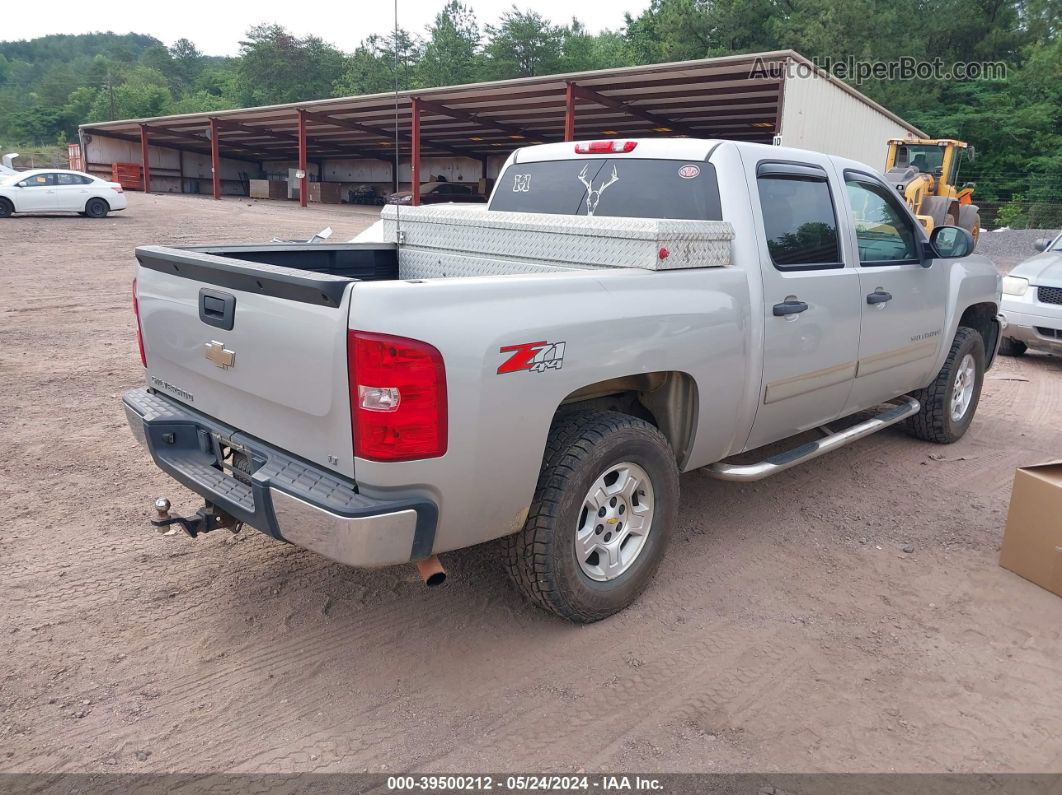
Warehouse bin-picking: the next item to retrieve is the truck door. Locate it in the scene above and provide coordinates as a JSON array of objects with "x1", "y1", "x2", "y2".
[
  {"x1": 839, "y1": 170, "x2": 949, "y2": 412},
  {"x1": 744, "y1": 159, "x2": 862, "y2": 451}
]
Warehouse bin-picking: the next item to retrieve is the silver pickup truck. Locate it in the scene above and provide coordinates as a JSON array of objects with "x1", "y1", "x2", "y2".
[{"x1": 124, "y1": 138, "x2": 1002, "y2": 622}]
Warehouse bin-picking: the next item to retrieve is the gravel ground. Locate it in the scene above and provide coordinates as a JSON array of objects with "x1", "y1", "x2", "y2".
[
  {"x1": 977, "y1": 228, "x2": 1060, "y2": 272},
  {"x1": 2, "y1": 193, "x2": 1062, "y2": 775}
]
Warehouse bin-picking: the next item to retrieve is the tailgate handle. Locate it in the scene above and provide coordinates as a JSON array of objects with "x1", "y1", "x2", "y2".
[{"x1": 199, "y1": 288, "x2": 236, "y2": 331}]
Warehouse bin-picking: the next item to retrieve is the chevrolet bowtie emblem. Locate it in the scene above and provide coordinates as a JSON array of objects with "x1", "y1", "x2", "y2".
[{"x1": 205, "y1": 340, "x2": 235, "y2": 369}]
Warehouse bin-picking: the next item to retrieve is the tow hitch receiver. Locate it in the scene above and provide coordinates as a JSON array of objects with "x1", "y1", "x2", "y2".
[{"x1": 152, "y1": 497, "x2": 242, "y2": 538}]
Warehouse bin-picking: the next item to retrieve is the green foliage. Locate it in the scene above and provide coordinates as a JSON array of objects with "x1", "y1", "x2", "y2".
[
  {"x1": 236, "y1": 24, "x2": 345, "y2": 105},
  {"x1": 418, "y1": 2, "x2": 482, "y2": 87},
  {"x1": 996, "y1": 195, "x2": 1028, "y2": 227},
  {"x1": 484, "y1": 8, "x2": 564, "y2": 77},
  {"x1": 333, "y1": 31, "x2": 421, "y2": 95}
]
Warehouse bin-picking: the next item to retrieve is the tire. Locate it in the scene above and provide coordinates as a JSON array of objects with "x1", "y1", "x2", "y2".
[
  {"x1": 921, "y1": 196, "x2": 950, "y2": 228},
  {"x1": 85, "y1": 198, "x2": 109, "y2": 218},
  {"x1": 998, "y1": 337, "x2": 1027, "y2": 357},
  {"x1": 958, "y1": 205, "x2": 981, "y2": 244},
  {"x1": 905, "y1": 327, "x2": 985, "y2": 444},
  {"x1": 0, "y1": 198, "x2": 13, "y2": 218},
  {"x1": 504, "y1": 411, "x2": 679, "y2": 623}
]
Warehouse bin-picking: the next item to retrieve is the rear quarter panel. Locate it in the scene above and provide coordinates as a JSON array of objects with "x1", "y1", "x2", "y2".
[{"x1": 350, "y1": 266, "x2": 752, "y2": 554}]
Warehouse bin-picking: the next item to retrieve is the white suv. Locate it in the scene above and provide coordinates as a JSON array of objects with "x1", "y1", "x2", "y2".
[{"x1": 999, "y1": 230, "x2": 1062, "y2": 356}]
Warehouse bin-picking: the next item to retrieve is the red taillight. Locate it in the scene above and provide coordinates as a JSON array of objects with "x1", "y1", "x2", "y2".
[
  {"x1": 132, "y1": 278, "x2": 146, "y2": 367},
  {"x1": 348, "y1": 331, "x2": 447, "y2": 462},
  {"x1": 574, "y1": 140, "x2": 637, "y2": 154}
]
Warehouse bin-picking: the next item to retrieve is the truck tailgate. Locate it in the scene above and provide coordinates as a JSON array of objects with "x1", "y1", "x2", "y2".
[{"x1": 135, "y1": 246, "x2": 355, "y2": 478}]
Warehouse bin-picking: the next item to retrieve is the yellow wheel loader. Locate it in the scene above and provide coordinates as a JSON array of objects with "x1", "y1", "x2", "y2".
[{"x1": 884, "y1": 139, "x2": 980, "y2": 244}]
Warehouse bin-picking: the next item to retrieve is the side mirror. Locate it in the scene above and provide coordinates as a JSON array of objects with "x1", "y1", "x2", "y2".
[
  {"x1": 929, "y1": 225, "x2": 975, "y2": 260},
  {"x1": 967, "y1": 146, "x2": 976, "y2": 162},
  {"x1": 1034, "y1": 238, "x2": 1051, "y2": 253}
]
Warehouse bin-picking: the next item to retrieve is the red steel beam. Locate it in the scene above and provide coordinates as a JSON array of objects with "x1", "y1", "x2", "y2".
[
  {"x1": 571, "y1": 84, "x2": 695, "y2": 137},
  {"x1": 411, "y1": 98, "x2": 421, "y2": 207},
  {"x1": 209, "y1": 118, "x2": 221, "y2": 200},
  {"x1": 301, "y1": 108, "x2": 474, "y2": 159},
  {"x1": 413, "y1": 97, "x2": 553, "y2": 144},
  {"x1": 215, "y1": 118, "x2": 299, "y2": 142},
  {"x1": 143, "y1": 125, "x2": 271, "y2": 159},
  {"x1": 297, "y1": 109, "x2": 308, "y2": 208},
  {"x1": 564, "y1": 82, "x2": 576, "y2": 142},
  {"x1": 139, "y1": 124, "x2": 151, "y2": 193}
]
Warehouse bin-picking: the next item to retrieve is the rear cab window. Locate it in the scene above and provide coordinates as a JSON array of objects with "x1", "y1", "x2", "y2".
[{"x1": 490, "y1": 158, "x2": 723, "y2": 221}]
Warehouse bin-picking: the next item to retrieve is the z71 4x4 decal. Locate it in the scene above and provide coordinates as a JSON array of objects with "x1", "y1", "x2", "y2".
[{"x1": 497, "y1": 341, "x2": 566, "y2": 374}]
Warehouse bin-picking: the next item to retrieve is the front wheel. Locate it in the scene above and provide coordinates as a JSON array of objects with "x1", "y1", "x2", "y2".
[
  {"x1": 504, "y1": 411, "x2": 679, "y2": 623},
  {"x1": 0, "y1": 198, "x2": 13, "y2": 218},
  {"x1": 85, "y1": 198, "x2": 109, "y2": 218},
  {"x1": 905, "y1": 326, "x2": 985, "y2": 443}
]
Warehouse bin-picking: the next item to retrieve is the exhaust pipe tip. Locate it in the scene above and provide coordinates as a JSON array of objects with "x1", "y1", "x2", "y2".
[{"x1": 415, "y1": 555, "x2": 447, "y2": 587}]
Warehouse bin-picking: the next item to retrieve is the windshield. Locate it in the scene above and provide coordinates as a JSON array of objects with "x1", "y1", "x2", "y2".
[
  {"x1": 489, "y1": 158, "x2": 722, "y2": 221},
  {"x1": 896, "y1": 145, "x2": 946, "y2": 175}
]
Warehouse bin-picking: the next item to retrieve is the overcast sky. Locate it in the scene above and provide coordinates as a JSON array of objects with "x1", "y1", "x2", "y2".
[{"x1": 9, "y1": 0, "x2": 651, "y2": 56}]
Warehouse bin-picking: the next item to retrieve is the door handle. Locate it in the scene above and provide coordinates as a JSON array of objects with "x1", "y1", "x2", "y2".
[
  {"x1": 199, "y1": 288, "x2": 236, "y2": 330},
  {"x1": 866, "y1": 290, "x2": 893, "y2": 305},
  {"x1": 773, "y1": 299, "x2": 809, "y2": 317}
]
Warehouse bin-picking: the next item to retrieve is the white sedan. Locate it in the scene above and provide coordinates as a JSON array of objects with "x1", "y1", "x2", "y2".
[{"x1": 0, "y1": 168, "x2": 128, "y2": 219}]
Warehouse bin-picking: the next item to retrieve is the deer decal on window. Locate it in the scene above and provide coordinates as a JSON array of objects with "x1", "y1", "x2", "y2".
[{"x1": 577, "y1": 163, "x2": 620, "y2": 216}]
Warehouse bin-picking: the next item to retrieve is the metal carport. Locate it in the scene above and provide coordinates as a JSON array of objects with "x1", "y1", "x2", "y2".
[{"x1": 79, "y1": 50, "x2": 923, "y2": 206}]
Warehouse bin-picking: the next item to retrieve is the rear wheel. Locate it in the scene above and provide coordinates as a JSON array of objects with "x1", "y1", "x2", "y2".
[
  {"x1": 905, "y1": 327, "x2": 985, "y2": 443},
  {"x1": 0, "y1": 198, "x2": 13, "y2": 218},
  {"x1": 504, "y1": 411, "x2": 678, "y2": 623},
  {"x1": 998, "y1": 337, "x2": 1027, "y2": 357},
  {"x1": 85, "y1": 198, "x2": 109, "y2": 218}
]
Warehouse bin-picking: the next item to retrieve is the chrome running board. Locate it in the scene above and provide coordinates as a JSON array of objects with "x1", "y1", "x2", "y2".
[{"x1": 705, "y1": 396, "x2": 921, "y2": 482}]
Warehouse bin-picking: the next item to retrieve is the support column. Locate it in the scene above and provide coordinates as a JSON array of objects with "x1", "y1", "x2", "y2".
[
  {"x1": 564, "y1": 82, "x2": 576, "y2": 142},
  {"x1": 297, "y1": 109, "x2": 308, "y2": 208},
  {"x1": 411, "y1": 97, "x2": 421, "y2": 207},
  {"x1": 209, "y1": 118, "x2": 221, "y2": 200},
  {"x1": 139, "y1": 124, "x2": 151, "y2": 193}
]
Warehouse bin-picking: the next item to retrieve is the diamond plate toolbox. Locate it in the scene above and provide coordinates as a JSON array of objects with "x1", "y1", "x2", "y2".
[{"x1": 382, "y1": 205, "x2": 733, "y2": 272}]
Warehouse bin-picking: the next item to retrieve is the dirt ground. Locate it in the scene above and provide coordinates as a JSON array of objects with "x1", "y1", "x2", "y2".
[{"x1": 1, "y1": 192, "x2": 1061, "y2": 775}]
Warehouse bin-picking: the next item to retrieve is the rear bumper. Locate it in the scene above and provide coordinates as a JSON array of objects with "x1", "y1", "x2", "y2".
[{"x1": 122, "y1": 387, "x2": 437, "y2": 567}]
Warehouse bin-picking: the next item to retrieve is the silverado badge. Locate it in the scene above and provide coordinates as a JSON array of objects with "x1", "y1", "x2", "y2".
[{"x1": 204, "y1": 340, "x2": 236, "y2": 369}]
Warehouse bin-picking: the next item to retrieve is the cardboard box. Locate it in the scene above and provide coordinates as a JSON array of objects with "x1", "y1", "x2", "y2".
[
  {"x1": 307, "y1": 182, "x2": 342, "y2": 204},
  {"x1": 999, "y1": 461, "x2": 1062, "y2": 597},
  {"x1": 249, "y1": 179, "x2": 286, "y2": 199}
]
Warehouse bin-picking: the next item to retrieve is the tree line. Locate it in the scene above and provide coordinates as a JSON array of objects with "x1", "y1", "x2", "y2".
[{"x1": 1, "y1": 0, "x2": 1058, "y2": 225}]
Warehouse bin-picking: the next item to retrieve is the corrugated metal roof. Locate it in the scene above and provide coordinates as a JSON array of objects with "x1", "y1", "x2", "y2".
[{"x1": 80, "y1": 50, "x2": 923, "y2": 162}]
